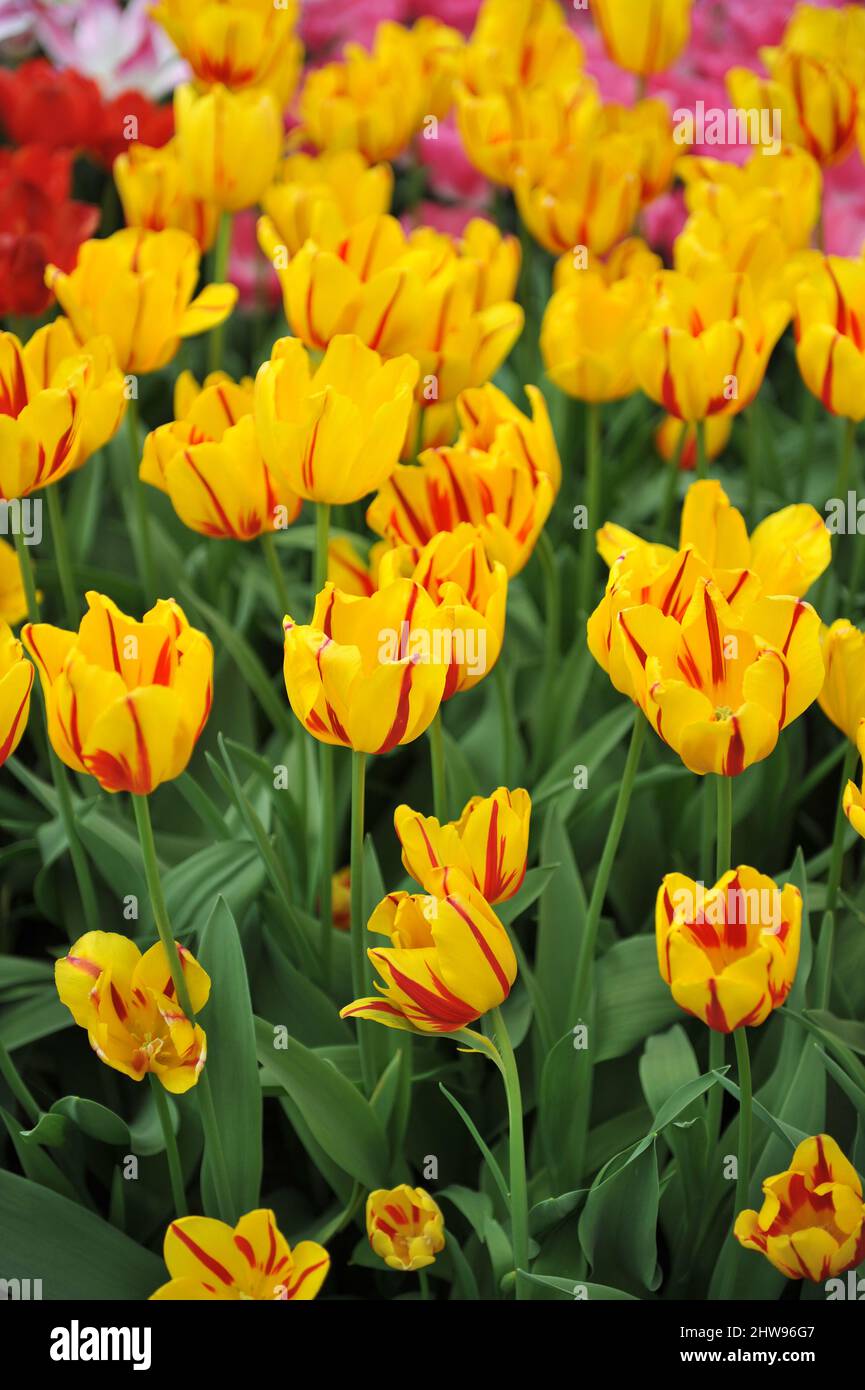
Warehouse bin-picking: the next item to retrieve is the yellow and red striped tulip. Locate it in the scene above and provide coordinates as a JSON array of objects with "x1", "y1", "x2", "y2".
[
  {"x1": 795, "y1": 256, "x2": 865, "y2": 420},
  {"x1": 633, "y1": 270, "x2": 790, "y2": 421},
  {"x1": 464, "y1": 0, "x2": 586, "y2": 95},
  {"x1": 514, "y1": 136, "x2": 642, "y2": 257},
  {"x1": 735, "y1": 1134, "x2": 865, "y2": 1280},
  {"x1": 282, "y1": 580, "x2": 447, "y2": 753},
  {"x1": 141, "y1": 370, "x2": 301, "y2": 540},
  {"x1": 367, "y1": 1186, "x2": 445, "y2": 1272},
  {"x1": 842, "y1": 720, "x2": 865, "y2": 840},
  {"x1": 22, "y1": 592, "x2": 213, "y2": 794},
  {"x1": 254, "y1": 334, "x2": 418, "y2": 506},
  {"x1": 408, "y1": 219, "x2": 522, "y2": 313},
  {"x1": 596, "y1": 99, "x2": 679, "y2": 204},
  {"x1": 151, "y1": 0, "x2": 302, "y2": 103},
  {"x1": 552, "y1": 237, "x2": 662, "y2": 295},
  {"x1": 331, "y1": 865, "x2": 351, "y2": 930},
  {"x1": 656, "y1": 866, "x2": 802, "y2": 1031},
  {"x1": 47, "y1": 229, "x2": 237, "y2": 376},
  {"x1": 411, "y1": 16, "x2": 465, "y2": 121},
  {"x1": 541, "y1": 272, "x2": 654, "y2": 403},
  {"x1": 676, "y1": 147, "x2": 821, "y2": 258},
  {"x1": 619, "y1": 579, "x2": 823, "y2": 775},
  {"x1": 401, "y1": 400, "x2": 459, "y2": 460},
  {"x1": 261, "y1": 150, "x2": 393, "y2": 260},
  {"x1": 655, "y1": 414, "x2": 732, "y2": 471},
  {"x1": 726, "y1": 54, "x2": 857, "y2": 166},
  {"x1": 150, "y1": 1210, "x2": 329, "y2": 1300},
  {"x1": 456, "y1": 381, "x2": 561, "y2": 493},
  {"x1": 0, "y1": 620, "x2": 33, "y2": 766},
  {"x1": 819, "y1": 619, "x2": 865, "y2": 743},
  {"x1": 0, "y1": 541, "x2": 31, "y2": 627},
  {"x1": 592, "y1": 0, "x2": 692, "y2": 76},
  {"x1": 367, "y1": 446, "x2": 554, "y2": 578},
  {"x1": 340, "y1": 865, "x2": 517, "y2": 1033},
  {"x1": 377, "y1": 525, "x2": 507, "y2": 698},
  {"x1": 326, "y1": 537, "x2": 388, "y2": 598},
  {"x1": 394, "y1": 787, "x2": 530, "y2": 904},
  {"x1": 114, "y1": 141, "x2": 220, "y2": 253},
  {"x1": 174, "y1": 82, "x2": 282, "y2": 214},
  {"x1": 782, "y1": 3, "x2": 865, "y2": 87},
  {"x1": 0, "y1": 325, "x2": 126, "y2": 498},
  {"x1": 55, "y1": 932, "x2": 209, "y2": 1091}
]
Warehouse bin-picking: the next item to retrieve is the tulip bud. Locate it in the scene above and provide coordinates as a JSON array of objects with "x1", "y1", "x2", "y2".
[
  {"x1": 367, "y1": 1186, "x2": 446, "y2": 1271},
  {"x1": 174, "y1": 82, "x2": 282, "y2": 214}
]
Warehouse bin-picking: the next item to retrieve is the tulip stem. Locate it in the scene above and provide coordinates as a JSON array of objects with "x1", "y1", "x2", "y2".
[
  {"x1": 536, "y1": 530, "x2": 560, "y2": 751},
  {"x1": 0, "y1": 1038, "x2": 40, "y2": 1125},
  {"x1": 494, "y1": 659, "x2": 516, "y2": 787},
  {"x1": 208, "y1": 213, "x2": 233, "y2": 375},
  {"x1": 131, "y1": 792, "x2": 234, "y2": 1224},
  {"x1": 13, "y1": 529, "x2": 100, "y2": 938},
  {"x1": 350, "y1": 750, "x2": 376, "y2": 1095},
  {"x1": 578, "y1": 402, "x2": 601, "y2": 619},
  {"x1": 314, "y1": 502, "x2": 334, "y2": 984},
  {"x1": 45, "y1": 484, "x2": 79, "y2": 627},
  {"x1": 260, "y1": 532, "x2": 290, "y2": 620},
  {"x1": 695, "y1": 418, "x2": 708, "y2": 480},
  {"x1": 656, "y1": 422, "x2": 687, "y2": 539},
  {"x1": 715, "y1": 774, "x2": 732, "y2": 880},
  {"x1": 491, "y1": 1006, "x2": 529, "y2": 1295},
  {"x1": 733, "y1": 1027, "x2": 753, "y2": 1222},
  {"x1": 817, "y1": 739, "x2": 859, "y2": 1007},
  {"x1": 149, "y1": 1074, "x2": 188, "y2": 1218},
  {"x1": 428, "y1": 710, "x2": 448, "y2": 823},
  {"x1": 125, "y1": 396, "x2": 157, "y2": 599}
]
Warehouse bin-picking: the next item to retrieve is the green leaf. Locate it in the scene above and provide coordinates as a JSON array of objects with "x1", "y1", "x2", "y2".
[
  {"x1": 535, "y1": 803, "x2": 586, "y2": 1040},
  {"x1": 516, "y1": 1270, "x2": 637, "y2": 1300},
  {"x1": 596, "y1": 936, "x2": 680, "y2": 1062},
  {"x1": 579, "y1": 1138, "x2": 661, "y2": 1294},
  {"x1": 255, "y1": 1017, "x2": 388, "y2": 1189},
  {"x1": 439, "y1": 1083, "x2": 510, "y2": 1207},
  {"x1": 51, "y1": 1097, "x2": 130, "y2": 1147},
  {"x1": 0, "y1": 1168, "x2": 163, "y2": 1299},
  {"x1": 198, "y1": 898, "x2": 262, "y2": 1220}
]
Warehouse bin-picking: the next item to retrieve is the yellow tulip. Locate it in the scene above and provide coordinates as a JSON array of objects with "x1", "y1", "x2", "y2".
[
  {"x1": 0, "y1": 540, "x2": 31, "y2": 628},
  {"x1": 726, "y1": 55, "x2": 857, "y2": 166},
  {"x1": 141, "y1": 370, "x2": 301, "y2": 540},
  {"x1": 795, "y1": 256, "x2": 865, "y2": 420},
  {"x1": 55, "y1": 931, "x2": 209, "y2": 1092},
  {"x1": 782, "y1": 3, "x2": 865, "y2": 87},
  {"x1": 151, "y1": 1210, "x2": 330, "y2": 1300},
  {"x1": 47, "y1": 228, "x2": 237, "y2": 376},
  {"x1": 114, "y1": 141, "x2": 220, "y2": 253},
  {"x1": 842, "y1": 720, "x2": 865, "y2": 839},
  {"x1": 282, "y1": 579, "x2": 448, "y2": 753},
  {"x1": 326, "y1": 537, "x2": 387, "y2": 598},
  {"x1": 340, "y1": 865, "x2": 517, "y2": 1033},
  {"x1": 0, "y1": 620, "x2": 33, "y2": 766},
  {"x1": 254, "y1": 334, "x2": 418, "y2": 506},
  {"x1": 22, "y1": 591, "x2": 213, "y2": 794},
  {"x1": 819, "y1": 618, "x2": 865, "y2": 743},
  {"x1": 735, "y1": 1134, "x2": 865, "y2": 1280},
  {"x1": 677, "y1": 147, "x2": 821, "y2": 256},
  {"x1": 377, "y1": 524, "x2": 508, "y2": 698},
  {"x1": 456, "y1": 380, "x2": 561, "y2": 492},
  {"x1": 367, "y1": 1186, "x2": 445, "y2": 1272},
  {"x1": 174, "y1": 82, "x2": 282, "y2": 214},
  {"x1": 596, "y1": 99, "x2": 679, "y2": 204},
  {"x1": 514, "y1": 135, "x2": 642, "y2": 257},
  {"x1": 633, "y1": 270, "x2": 790, "y2": 421},
  {"x1": 655, "y1": 414, "x2": 732, "y2": 471},
  {"x1": 656, "y1": 866, "x2": 801, "y2": 1031},
  {"x1": 541, "y1": 272, "x2": 653, "y2": 403},
  {"x1": 151, "y1": 0, "x2": 302, "y2": 103},
  {"x1": 552, "y1": 237, "x2": 662, "y2": 294},
  {"x1": 591, "y1": 0, "x2": 692, "y2": 76},
  {"x1": 261, "y1": 150, "x2": 393, "y2": 260},
  {"x1": 394, "y1": 786, "x2": 530, "y2": 904}
]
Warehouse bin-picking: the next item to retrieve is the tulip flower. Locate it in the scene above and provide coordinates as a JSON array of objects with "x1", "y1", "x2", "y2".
[
  {"x1": 22, "y1": 591, "x2": 213, "y2": 794},
  {"x1": 0, "y1": 620, "x2": 33, "y2": 766},
  {"x1": 656, "y1": 866, "x2": 802, "y2": 1031},
  {"x1": 727, "y1": 51, "x2": 857, "y2": 167},
  {"x1": 367, "y1": 1186, "x2": 446, "y2": 1271},
  {"x1": 151, "y1": 0, "x2": 303, "y2": 103},
  {"x1": 47, "y1": 228, "x2": 237, "y2": 376},
  {"x1": 377, "y1": 525, "x2": 507, "y2": 698},
  {"x1": 55, "y1": 932, "x2": 210, "y2": 1092},
  {"x1": 655, "y1": 414, "x2": 732, "y2": 471},
  {"x1": 618, "y1": 579, "x2": 824, "y2": 776},
  {"x1": 735, "y1": 1134, "x2": 865, "y2": 1280},
  {"x1": 326, "y1": 537, "x2": 386, "y2": 598},
  {"x1": 514, "y1": 137, "x2": 642, "y2": 257},
  {"x1": 261, "y1": 150, "x2": 393, "y2": 260},
  {"x1": 456, "y1": 381, "x2": 561, "y2": 492},
  {"x1": 541, "y1": 273, "x2": 653, "y2": 403},
  {"x1": 782, "y1": 4, "x2": 865, "y2": 87},
  {"x1": 596, "y1": 99, "x2": 679, "y2": 205},
  {"x1": 633, "y1": 271, "x2": 791, "y2": 422},
  {"x1": 819, "y1": 619, "x2": 865, "y2": 743},
  {"x1": 0, "y1": 541, "x2": 31, "y2": 628},
  {"x1": 591, "y1": 0, "x2": 692, "y2": 76},
  {"x1": 794, "y1": 257, "x2": 865, "y2": 420},
  {"x1": 340, "y1": 864, "x2": 517, "y2": 1033},
  {"x1": 394, "y1": 786, "x2": 530, "y2": 904},
  {"x1": 114, "y1": 141, "x2": 220, "y2": 253},
  {"x1": 842, "y1": 720, "x2": 865, "y2": 840},
  {"x1": 282, "y1": 579, "x2": 448, "y2": 753},
  {"x1": 174, "y1": 82, "x2": 282, "y2": 215},
  {"x1": 141, "y1": 370, "x2": 301, "y2": 540},
  {"x1": 552, "y1": 237, "x2": 662, "y2": 295},
  {"x1": 677, "y1": 147, "x2": 821, "y2": 258},
  {"x1": 368, "y1": 446, "x2": 554, "y2": 578},
  {"x1": 255, "y1": 335, "x2": 418, "y2": 506},
  {"x1": 151, "y1": 1210, "x2": 330, "y2": 1300}
]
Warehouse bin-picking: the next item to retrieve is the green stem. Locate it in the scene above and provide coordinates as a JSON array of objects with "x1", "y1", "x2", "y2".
[
  {"x1": 131, "y1": 792, "x2": 233, "y2": 1222},
  {"x1": 314, "y1": 502, "x2": 331, "y2": 593},
  {"x1": 695, "y1": 418, "x2": 708, "y2": 480},
  {"x1": 261, "y1": 532, "x2": 291, "y2": 620},
  {"x1": 746, "y1": 406, "x2": 760, "y2": 526},
  {"x1": 314, "y1": 501, "x2": 334, "y2": 984},
  {"x1": 715, "y1": 774, "x2": 732, "y2": 880},
  {"x1": 705, "y1": 1029, "x2": 725, "y2": 1158},
  {"x1": 569, "y1": 713, "x2": 647, "y2": 1020},
  {"x1": 13, "y1": 530, "x2": 100, "y2": 937},
  {"x1": 494, "y1": 658, "x2": 516, "y2": 787},
  {"x1": 0, "y1": 1038, "x2": 40, "y2": 1124},
  {"x1": 350, "y1": 750, "x2": 375, "y2": 1094},
  {"x1": 536, "y1": 529, "x2": 560, "y2": 748},
  {"x1": 428, "y1": 709, "x2": 448, "y2": 823},
  {"x1": 733, "y1": 1027, "x2": 752, "y2": 1220},
  {"x1": 208, "y1": 212, "x2": 233, "y2": 375},
  {"x1": 126, "y1": 396, "x2": 157, "y2": 598},
  {"x1": 578, "y1": 403, "x2": 601, "y2": 618},
  {"x1": 656, "y1": 421, "x2": 687, "y2": 540},
  {"x1": 834, "y1": 415, "x2": 854, "y2": 500},
  {"x1": 491, "y1": 1006, "x2": 529, "y2": 1296},
  {"x1": 706, "y1": 775, "x2": 733, "y2": 1170},
  {"x1": 149, "y1": 1073, "x2": 187, "y2": 1217},
  {"x1": 45, "y1": 484, "x2": 79, "y2": 626},
  {"x1": 817, "y1": 739, "x2": 858, "y2": 1008}
]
